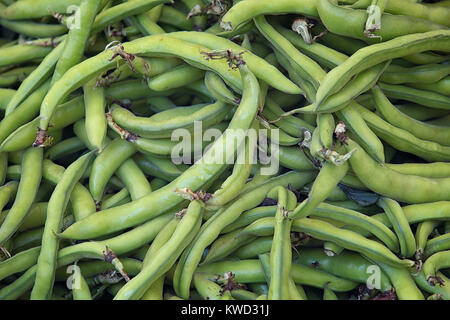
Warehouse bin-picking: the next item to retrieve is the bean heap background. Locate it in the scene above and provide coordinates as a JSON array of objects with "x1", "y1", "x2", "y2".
[{"x1": 0, "y1": 0, "x2": 449, "y2": 300}]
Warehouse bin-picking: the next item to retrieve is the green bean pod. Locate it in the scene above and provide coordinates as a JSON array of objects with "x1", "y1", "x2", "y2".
[
  {"x1": 148, "y1": 64, "x2": 204, "y2": 91},
  {"x1": 197, "y1": 259, "x2": 358, "y2": 292},
  {"x1": 345, "y1": 139, "x2": 450, "y2": 203},
  {"x1": 373, "y1": 260, "x2": 424, "y2": 300},
  {"x1": 0, "y1": 147, "x2": 43, "y2": 245},
  {"x1": 1, "y1": 96, "x2": 85, "y2": 153},
  {"x1": 5, "y1": 43, "x2": 65, "y2": 116},
  {"x1": 59, "y1": 61, "x2": 260, "y2": 240},
  {"x1": 267, "y1": 187, "x2": 296, "y2": 300},
  {"x1": 204, "y1": 71, "x2": 240, "y2": 106},
  {"x1": 423, "y1": 250, "x2": 450, "y2": 286},
  {"x1": 31, "y1": 151, "x2": 95, "y2": 300},
  {"x1": 409, "y1": 77, "x2": 450, "y2": 96},
  {"x1": 337, "y1": 102, "x2": 385, "y2": 163},
  {"x1": 114, "y1": 200, "x2": 203, "y2": 300},
  {"x1": 173, "y1": 171, "x2": 315, "y2": 299},
  {"x1": 294, "y1": 248, "x2": 392, "y2": 291},
  {"x1": 140, "y1": 218, "x2": 179, "y2": 300},
  {"x1": 44, "y1": 137, "x2": 85, "y2": 161},
  {"x1": 51, "y1": 0, "x2": 101, "y2": 83},
  {"x1": 373, "y1": 86, "x2": 450, "y2": 146},
  {"x1": 289, "y1": 161, "x2": 349, "y2": 219},
  {"x1": 115, "y1": 159, "x2": 152, "y2": 201},
  {"x1": 72, "y1": 269, "x2": 92, "y2": 300},
  {"x1": 206, "y1": 120, "x2": 257, "y2": 209},
  {"x1": 317, "y1": 0, "x2": 446, "y2": 44},
  {"x1": 424, "y1": 234, "x2": 450, "y2": 258},
  {"x1": 242, "y1": 217, "x2": 414, "y2": 268},
  {"x1": 254, "y1": 15, "x2": 325, "y2": 92},
  {"x1": 220, "y1": 0, "x2": 319, "y2": 32},
  {"x1": 89, "y1": 138, "x2": 136, "y2": 202},
  {"x1": 0, "y1": 181, "x2": 19, "y2": 213},
  {"x1": 412, "y1": 270, "x2": 450, "y2": 300},
  {"x1": 0, "y1": 246, "x2": 41, "y2": 282},
  {"x1": 415, "y1": 221, "x2": 440, "y2": 260},
  {"x1": 377, "y1": 197, "x2": 416, "y2": 258},
  {"x1": 315, "y1": 28, "x2": 450, "y2": 107},
  {"x1": 83, "y1": 77, "x2": 107, "y2": 153},
  {"x1": 381, "y1": 64, "x2": 450, "y2": 85}
]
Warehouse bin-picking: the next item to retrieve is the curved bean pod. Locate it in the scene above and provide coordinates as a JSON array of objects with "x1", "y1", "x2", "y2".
[
  {"x1": 0, "y1": 147, "x2": 42, "y2": 246},
  {"x1": 31, "y1": 151, "x2": 94, "y2": 300},
  {"x1": 114, "y1": 200, "x2": 203, "y2": 300},
  {"x1": 345, "y1": 139, "x2": 450, "y2": 203},
  {"x1": 315, "y1": 29, "x2": 450, "y2": 108},
  {"x1": 219, "y1": 0, "x2": 319, "y2": 32},
  {"x1": 377, "y1": 197, "x2": 416, "y2": 258},
  {"x1": 173, "y1": 171, "x2": 315, "y2": 299},
  {"x1": 59, "y1": 61, "x2": 260, "y2": 240}
]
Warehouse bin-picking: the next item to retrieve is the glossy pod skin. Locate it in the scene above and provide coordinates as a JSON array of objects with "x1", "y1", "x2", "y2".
[
  {"x1": 317, "y1": 0, "x2": 446, "y2": 44},
  {"x1": 416, "y1": 221, "x2": 441, "y2": 260},
  {"x1": 4, "y1": 43, "x2": 65, "y2": 116},
  {"x1": 372, "y1": 86, "x2": 450, "y2": 147},
  {"x1": 380, "y1": 64, "x2": 450, "y2": 85},
  {"x1": 422, "y1": 250, "x2": 450, "y2": 286},
  {"x1": 377, "y1": 198, "x2": 416, "y2": 258},
  {"x1": 204, "y1": 71, "x2": 240, "y2": 106},
  {"x1": 114, "y1": 200, "x2": 203, "y2": 300},
  {"x1": 0, "y1": 241, "x2": 128, "y2": 300},
  {"x1": 378, "y1": 82, "x2": 450, "y2": 110},
  {"x1": 351, "y1": 0, "x2": 450, "y2": 27},
  {"x1": 147, "y1": 64, "x2": 205, "y2": 91},
  {"x1": 167, "y1": 31, "x2": 302, "y2": 94},
  {"x1": 424, "y1": 234, "x2": 450, "y2": 258},
  {"x1": 0, "y1": 0, "x2": 92, "y2": 20},
  {"x1": 288, "y1": 161, "x2": 349, "y2": 220},
  {"x1": 294, "y1": 248, "x2": 392, "y2": 291},
  {"x1": 205, "y1": 120, "x2": 258, "y2": 209},
  {"x1": 35, "y1": 34, "x2": 269, "y2": 135},
  {"x1": 89, "y1": 137, "x2": 137, "y2": 203},
  {"x1": 0, "y1": 247, "x2": 41, "y2": 282},
  {"x1": 315, "y1": 29, "x2": 450, "y2": 108},
  {"x1": 356, "y1": 104, "x2": 450, "y2": 162},
  {"x1": 254, "y1": 15, "x2": 325, "y2": 92},
  {"x1": 109, "y1": 101, "x2": 229, "y2": 139},
  {"x1": 83, "y1": 77, "x2": 106, "y2": 153},
  {"x1": 372, "y1": 260, "x2": 424, "y2": 300},
  {"x1": 412, "y1": 270, "x2": 450, "y2": 300},
  {"x1": 267, "y1": 187, "x2": 297, "y2": 300},
  {"x1": 410, "y1": 77, "x2": 450, "y2": 96},
  {"x1": 0, "y1": 202, "x2": 49, "y2": 233},
  {"x1": 219, "y1": 0, "x2": 319, "y2": 32},
  {"x1": 59, "y1": 61, "x2": 261, "y2": 241},
  {"x1": 0, "y1": 181, "x2": 19, "y2": 213},
  {"x1": 0, "y1": 147, "x2": 43, "y2": 246},
  {"x1": 50, "y1": 0, "x2": 101, "y2": 83},
  {"x1": 0, "y1": 43, "x2": 52, "y2": 69},
  {"x1": 311, "y1": 203, "x2": 399, "y2": 252},
  {"x1": 31, "y1": 151, "x2": 95, "y2": 300},
  {"x1": 139, "y1": 219, "x2": 179, "y2": 300},
  {"x1": 173, "y1": 171, "x2": 315, "y2": 299},
  {"x1": 337, "y1": 104, "x2": 385, "y2": 163},
  {"x1": 72, "y1": 271, "x2": 92, "y2": 300},
  {"x1": 197, "y1": 259, "x2": 359, "y2": 292},
  {"x1": 241, "y1": 217, "x2": 414, "y2": 268},
  {"x1": 345, "y1": 139, "x2": 450, "y2": 204},
  {"x1": 1, "y1": 96, "x2": 85, "y2": 153},
  {"x1": 1, "y1": 0, "x2": 450, "y2": 301},
  {"x1": 371, "y1": 202, "x2": 450, "y2": 227}
]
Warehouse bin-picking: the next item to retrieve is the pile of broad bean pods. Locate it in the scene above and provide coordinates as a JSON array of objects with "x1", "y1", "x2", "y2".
[{"x1": 0, "y1": 0, "x2": 449, "y2": 301}]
